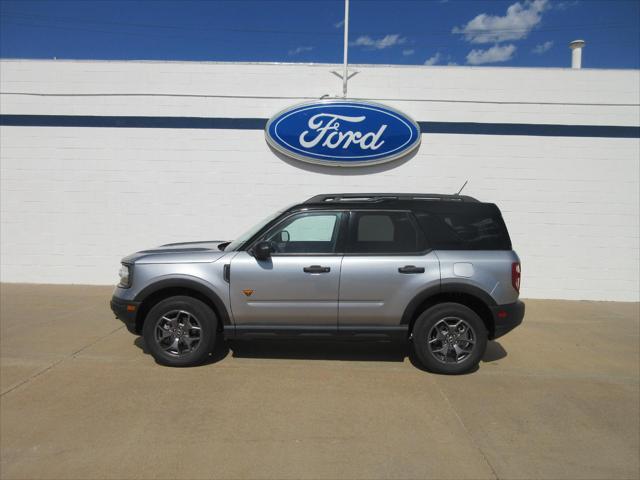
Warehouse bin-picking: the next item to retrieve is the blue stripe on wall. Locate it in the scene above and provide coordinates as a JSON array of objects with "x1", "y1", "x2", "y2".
[
  {"x1": 1, "y1": 114, "x2": 638, "y2": 138},
  {"x1": 419, "y1": 121, "x2": 640, "y2": 138},
  {"x1": 0, "y1": 115, "x2": 267, "y2": 130}
]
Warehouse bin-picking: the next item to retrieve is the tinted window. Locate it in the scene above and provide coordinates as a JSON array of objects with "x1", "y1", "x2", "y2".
[
  {"x1": 348, "y1": 212, "x2": 424, "y2": 254},
  {"x1": 414, "y1": 204, "x2": 511, "y2": 250},
  {"x1": 358, "y1": 215, "x2": 394, "y2": 241},
  {"x1": 264, "y1": 212, "x2": 342, "y2": 254}
]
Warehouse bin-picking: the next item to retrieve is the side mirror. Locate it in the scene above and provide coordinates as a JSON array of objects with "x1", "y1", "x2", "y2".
[
  {"x1": 275, "y1": 230, "x2": 290, "y2": 243},
  {"x1": 254, "y1": 241, "x2": 271, "y2": 261}
]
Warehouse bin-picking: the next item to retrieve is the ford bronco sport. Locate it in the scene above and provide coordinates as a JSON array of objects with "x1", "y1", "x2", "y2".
[{"x1": 111, "y1": 193, "x2": 524, "y2": 374}]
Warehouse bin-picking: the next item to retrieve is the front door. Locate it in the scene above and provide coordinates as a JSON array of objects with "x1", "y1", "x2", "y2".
[{"x1": 230, "y1": 211, "x2": 345, "y2": 328}]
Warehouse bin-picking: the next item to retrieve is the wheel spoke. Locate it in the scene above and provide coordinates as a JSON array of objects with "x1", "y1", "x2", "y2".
[
  {"x1": 163, "y1": 336, "x2": 180, "y2": 353},
  {"x1": 159, "y1": 328, "x2": 173, "y2": 340},
  {"x1": 437, "y1": 346, "x2": 452, "y2": 362},
  {"x1": 454, "y1": 344, "x2": 472, "y2": 356},
  {"x1": 184, "y1": 335, "x2": 199, "y2": 348},
  {"x1": 161, "y1": 315, "x2": 177, "y2": 328},
  {"x1": 184, "y1": 316, "x2": 201, "y2": 331},
  {"x1": 433, "y1": 345, "x2": 449, "y2": 356}
]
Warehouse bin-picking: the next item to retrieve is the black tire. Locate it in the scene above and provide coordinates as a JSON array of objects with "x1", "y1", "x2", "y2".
[
  {"x1": 142, "y1": 295, "x2": 217, "y2": 367},
  {"x1": 412, "y1": 302, "x2": 487, "y2": 374}
]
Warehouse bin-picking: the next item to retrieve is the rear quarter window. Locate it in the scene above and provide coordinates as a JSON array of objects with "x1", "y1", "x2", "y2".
[{"x1": 415, "y1": 203, "x2": 512, "y2": 250}]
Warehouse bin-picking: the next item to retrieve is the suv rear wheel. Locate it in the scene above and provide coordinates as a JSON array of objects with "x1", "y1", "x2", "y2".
[
  {"x1": 412, "y1": 302, "x2": 487, "y2": 374},
  {"x1": 142, "y1": 296, "x2": 217, "y2": 367}
]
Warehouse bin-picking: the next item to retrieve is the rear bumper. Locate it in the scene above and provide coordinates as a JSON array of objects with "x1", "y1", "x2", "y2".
[
  {"x1": 490, "y1": 300, "x2": 525, "y2": 339},
  {"x1": 110, "y1": 296, "x2": 141, "y2": 333}
]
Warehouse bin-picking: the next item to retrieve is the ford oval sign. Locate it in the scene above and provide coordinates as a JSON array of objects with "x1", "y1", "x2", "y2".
[{"x1": 265, "y1": 100, "x2": 421, "y2": 167}]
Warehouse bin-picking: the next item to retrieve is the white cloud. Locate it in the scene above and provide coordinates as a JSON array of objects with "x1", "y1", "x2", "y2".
[
  {"x1": 334, "y1": 19, "x2": 344, "y2": 28},
  {"x1": 288, "y1": 46, "x2": 313, "y2": 56},
  {"x1": 532, "y1": 40, "x2": 553, "y2": 54},
  {"x1": 555, "y1": 0, "x2": 579, "y2": 10},
  {"x1": 424, "y1": 52, "x2": 442, "y2": 65},
  {"x1": 402, "y1": 49, "x2": 415, "y2": 56},
  {"x1": 351, "y1": 34, "x2": 407, "y2": 50},
  {"x1": 466, "y1": 44, "x2": 517, "y2": 65},
  {"x1": 452, "y1": 0, "x2": 548, "y2": 44}
]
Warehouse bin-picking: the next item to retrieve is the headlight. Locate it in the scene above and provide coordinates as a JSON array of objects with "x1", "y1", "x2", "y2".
[{"x1": 118, "y1": 264, "x2": 131, "y2": 288}]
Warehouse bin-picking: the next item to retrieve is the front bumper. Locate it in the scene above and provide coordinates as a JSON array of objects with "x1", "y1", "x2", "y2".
[
  {"x1": 110, "y1": 296, "x2": 141, "y2": 333},
  {"x1": 490, "y1": 300, "x2": 525, "y2": 339}
]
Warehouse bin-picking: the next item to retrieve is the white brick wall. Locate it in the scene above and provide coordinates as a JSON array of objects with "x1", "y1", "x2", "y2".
[{"x1": 1, "y1": 60, "x2": 639, "y2": 301}]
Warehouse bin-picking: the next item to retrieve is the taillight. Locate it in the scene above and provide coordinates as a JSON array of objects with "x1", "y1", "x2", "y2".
[{"x1": 512, "y1": 262, "x2": 521, "y2": 293}]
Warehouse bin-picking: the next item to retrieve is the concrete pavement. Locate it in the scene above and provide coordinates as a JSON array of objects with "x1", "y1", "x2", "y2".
[{"x1": 1, "y1": 284, "x2": 638, "y2": 479}]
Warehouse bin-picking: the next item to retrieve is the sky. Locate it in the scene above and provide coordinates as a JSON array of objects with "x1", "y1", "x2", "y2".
[{"x1": 0, "y1": 0, "x2": 639, "y2": 69}]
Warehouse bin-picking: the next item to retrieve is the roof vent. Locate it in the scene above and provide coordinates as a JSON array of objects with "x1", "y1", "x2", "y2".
[{"x1": 569, "y1": 40, "x2": 585, "y2": 69}]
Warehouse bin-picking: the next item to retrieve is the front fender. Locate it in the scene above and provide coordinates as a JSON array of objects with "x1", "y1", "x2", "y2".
[{"x1": 134, "y1": 274, "x2": 232, "y2": 326}]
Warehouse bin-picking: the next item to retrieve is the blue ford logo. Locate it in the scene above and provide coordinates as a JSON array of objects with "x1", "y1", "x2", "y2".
[{"x1": 265, "y1": 100, "x2": 421, "y2": 167}]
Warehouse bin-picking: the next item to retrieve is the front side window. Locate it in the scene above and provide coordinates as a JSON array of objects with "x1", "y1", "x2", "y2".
[
  {"x1": 347, "y1": 211, "x2": 425, "y2": 254},
  {"x1": 262, "y1": 212, "x2": 343, "y2": 254}
]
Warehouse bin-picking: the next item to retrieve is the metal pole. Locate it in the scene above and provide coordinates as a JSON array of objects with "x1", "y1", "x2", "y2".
[{"x1": 342, "y1": 0, "x2": 349, "y2": 97}]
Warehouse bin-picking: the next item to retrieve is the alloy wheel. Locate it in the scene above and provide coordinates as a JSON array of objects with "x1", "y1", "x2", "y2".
[
  {"x1": 428, "y1": 316, "x2": 476, "y2": 364},
  {"x1": 154, "y1": 310, "x2": 202, "y2": 357}
]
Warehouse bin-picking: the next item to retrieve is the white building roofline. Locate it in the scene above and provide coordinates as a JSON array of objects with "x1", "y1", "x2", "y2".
[{"x1": 1, "y1": 57, "x2": 639, "y2": 72}]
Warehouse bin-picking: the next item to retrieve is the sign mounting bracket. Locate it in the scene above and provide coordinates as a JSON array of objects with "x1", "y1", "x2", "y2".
[
  {"x1": 341, "y1": 0, "x2": 350, "y2": 97},
  {"x1": 331, "y1": 70, "x2": 359, "y2": 82}
]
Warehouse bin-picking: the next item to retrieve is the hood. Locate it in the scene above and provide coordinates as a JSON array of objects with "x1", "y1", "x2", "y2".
[{"x1": 122, "y1": 240, "x2": 229, "y2": 264}]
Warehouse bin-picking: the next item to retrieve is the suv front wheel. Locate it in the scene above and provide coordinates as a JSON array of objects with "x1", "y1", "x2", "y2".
[
  {"x1": 412, "y1": 302, "x2": 487, "y2": 374},
  {"x1": 142, "y1": 296, "x2": 217, "y2": 367}
]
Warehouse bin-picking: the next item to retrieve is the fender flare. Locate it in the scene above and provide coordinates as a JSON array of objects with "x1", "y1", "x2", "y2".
[
  {"x1": 134, "y1": 275, "x2": 231, "y2": 325},
  {"x1": 440, "y1": 280, "x2": 497, "y2": 307},
  {"x1": 400, "y1": 281, "x2": 496, "y2": 325}
]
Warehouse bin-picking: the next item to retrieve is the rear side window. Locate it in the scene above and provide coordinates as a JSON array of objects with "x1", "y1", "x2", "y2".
[
  {"x1": 414, "y1": 204, "x2": 511, "y2": 250},
  {"x1": 347, "y1": 211, "x2": 425, "y2": 254}
]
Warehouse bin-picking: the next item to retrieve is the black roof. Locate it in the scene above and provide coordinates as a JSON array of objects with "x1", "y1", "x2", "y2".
[
  {"x1": 305, "y1": 193, "x2": 478, "y2": 203},
  {"x1": 293, "y1": 193, "x2": 487, "y2": 213}
]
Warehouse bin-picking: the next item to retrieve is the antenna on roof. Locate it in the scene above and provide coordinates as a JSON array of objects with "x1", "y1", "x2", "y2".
[{"x1": 455, "y1": 180, "x2": 468, "y2": 195}]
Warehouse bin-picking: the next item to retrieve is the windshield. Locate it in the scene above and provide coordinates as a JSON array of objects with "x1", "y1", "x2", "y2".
[{"x1": 222, "y1": 206, "x2": 292, "y2": 252}]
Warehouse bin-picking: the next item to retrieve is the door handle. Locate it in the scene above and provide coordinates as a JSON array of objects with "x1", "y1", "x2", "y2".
[
  {"x1": 398, "y1": 265, "x2": 425, "y2": 274},
  {"x1": 303, "y1": 265, "x2": 331, "y2": 274}
]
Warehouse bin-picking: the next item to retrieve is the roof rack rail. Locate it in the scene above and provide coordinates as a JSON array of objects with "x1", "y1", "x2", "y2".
[{"x1": 305, "y1": 193, "x2": 479, "y2": 203}]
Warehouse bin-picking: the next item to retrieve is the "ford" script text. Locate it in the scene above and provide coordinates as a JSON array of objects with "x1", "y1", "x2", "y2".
[{"x1": 299, "y1": 113, "x2": 387, "y2": 150}]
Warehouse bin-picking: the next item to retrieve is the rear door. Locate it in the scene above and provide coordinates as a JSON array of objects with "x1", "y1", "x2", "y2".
[
  {"x1": 229, "y1": 211, "x2": 345, "y2": 327},
  {"x1": 338, "y1": 210, "x2": 440, "y2": 328}
]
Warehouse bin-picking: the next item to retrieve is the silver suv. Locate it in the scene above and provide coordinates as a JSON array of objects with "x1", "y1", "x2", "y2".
[{"x1": 111, "y1": 193, "x2": 524, "y2": 374}]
